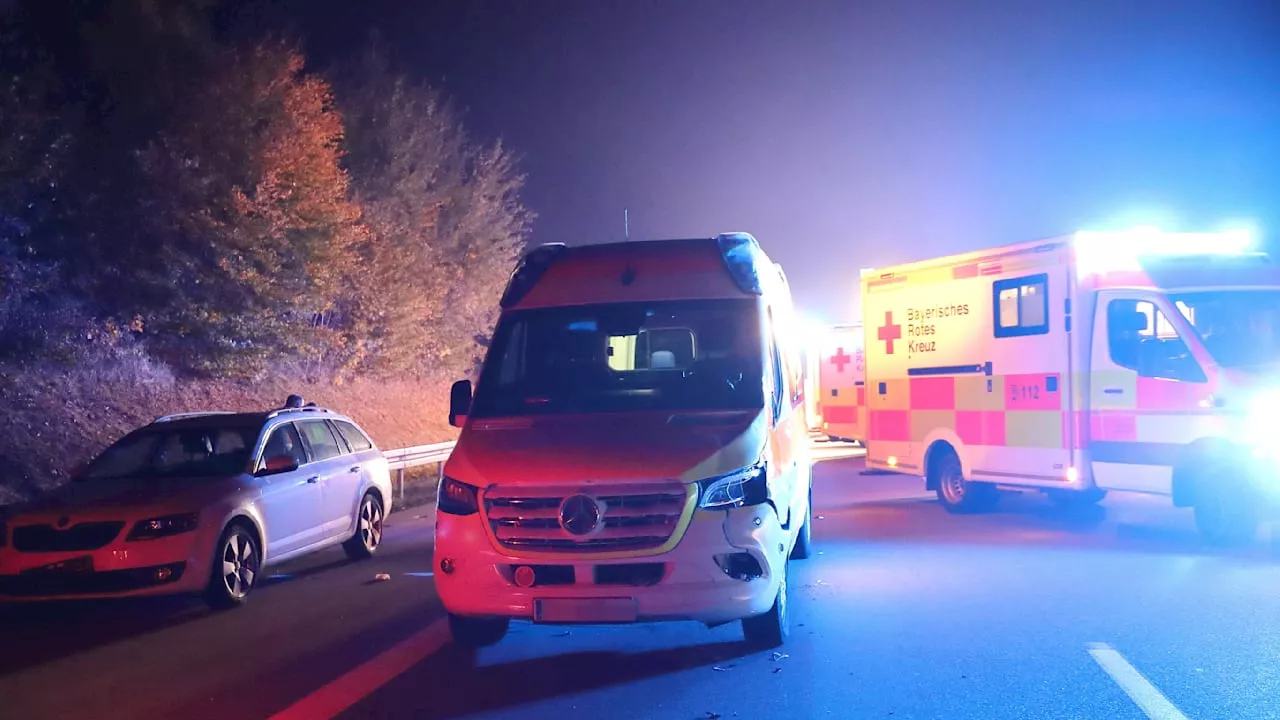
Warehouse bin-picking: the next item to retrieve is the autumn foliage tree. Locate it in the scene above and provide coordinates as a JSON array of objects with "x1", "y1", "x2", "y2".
[
  {"x1": 136, "y1": 40, "x2": 362, "y2": 377},
  {"x1": 0, "y1": 3, "x2": 532, "y2": 382},
  {"x1": 332, "y1": 45, "x2": 531, "y2": 379}
]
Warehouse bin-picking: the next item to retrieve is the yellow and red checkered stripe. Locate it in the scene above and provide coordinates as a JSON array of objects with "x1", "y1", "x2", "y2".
[{"x1": 870, "y1": 371, "x2": 1220, "y2": 451}]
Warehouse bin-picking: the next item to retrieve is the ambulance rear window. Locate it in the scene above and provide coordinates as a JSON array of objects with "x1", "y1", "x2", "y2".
[{"x1": 993, "y1": 273, "x2": 1050, "y2": 338}]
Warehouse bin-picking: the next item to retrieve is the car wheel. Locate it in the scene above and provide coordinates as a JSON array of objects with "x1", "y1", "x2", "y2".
[
  {"x1": 205, "y1": 523, "x2": 260, "y2": 610},
  {"x1": 344, "y1": 491, "x2": 385, "y2": 560},
  {"x1": 789, "y1": 488, "x2": 813, "y2": 560},
  {"x1": 742, "y1": 560, "x2": 789, "y2": 649},
  {"x1": 448, "y1": 614, "x2": 510, "y2": 648},
  {"x1": 933, "y1": 449, "x2": 997, "y2": 514}
]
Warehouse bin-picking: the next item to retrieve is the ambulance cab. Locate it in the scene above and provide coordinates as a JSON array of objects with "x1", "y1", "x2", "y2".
[
  {"x1": 861, "y1": 228, "x2": 1280, "y2": 545},
  {"x1": 436, "y1": 233, "x2": 813, "y2": 649}
]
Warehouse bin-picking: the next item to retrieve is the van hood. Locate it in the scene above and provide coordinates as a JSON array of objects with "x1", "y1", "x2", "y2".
[{"x1": 446, "y1": 410, "x2": 768, "y2": 488}]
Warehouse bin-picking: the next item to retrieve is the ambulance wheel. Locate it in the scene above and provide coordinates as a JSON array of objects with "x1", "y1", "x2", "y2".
[
  {"x1": 932, "y1": 448, "x2": 997, "y2": 514},
  {"x1": 1195, "y1": 481, "x2": 1258, "y2": 547}
]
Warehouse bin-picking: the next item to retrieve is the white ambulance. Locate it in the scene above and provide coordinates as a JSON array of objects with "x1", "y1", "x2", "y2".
[
  {"x1": 860, "y1": 228, "x2": 1279, "y2": 545},
  {"x1": 816, "y1": 324, "x2": 866, "y2": 444}
]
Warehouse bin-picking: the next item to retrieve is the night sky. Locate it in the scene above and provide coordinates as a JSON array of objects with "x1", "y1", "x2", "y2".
[{"x1": 235, "y1": 0, "x2": 1280, "y2": 320}]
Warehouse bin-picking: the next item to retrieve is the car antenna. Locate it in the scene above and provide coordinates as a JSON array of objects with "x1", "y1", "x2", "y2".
[{"x1": 624, "y1": 207, "x2": 629, "y2": 241}]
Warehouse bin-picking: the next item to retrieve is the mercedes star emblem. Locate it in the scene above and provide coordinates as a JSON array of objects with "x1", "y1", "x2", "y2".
[{"x1": 558, "y1": 494, "x2": 602, "y2": 536}]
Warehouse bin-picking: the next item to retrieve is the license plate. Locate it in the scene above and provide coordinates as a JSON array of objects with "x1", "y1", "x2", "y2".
[
  {"x1": 535, "y1": 597, "x2": 638, "y2": 624},
  {"x1": 23, "y1": 556, "x2": 94, "y2": 575}
]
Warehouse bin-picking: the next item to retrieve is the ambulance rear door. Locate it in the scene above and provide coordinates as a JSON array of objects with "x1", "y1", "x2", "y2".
[{"x1": 969, "y1": 261, "x2": 1076, "y2": 486}]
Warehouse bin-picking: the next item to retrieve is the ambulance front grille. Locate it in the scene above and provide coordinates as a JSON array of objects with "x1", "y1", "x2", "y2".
[{"x1": 483, "y1": 483, "x2": 691, "y2": 554}]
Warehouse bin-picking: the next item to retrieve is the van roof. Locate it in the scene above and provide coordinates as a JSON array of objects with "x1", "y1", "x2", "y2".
[{"x1": 507, "y1": 236, "x2": 776, "y2": 310}]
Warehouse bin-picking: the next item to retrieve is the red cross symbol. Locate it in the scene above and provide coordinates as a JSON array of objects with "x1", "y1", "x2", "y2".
[
  {"x1": 830, "y1": 348, "x2": 851, "y2": 373},
  {"x1": 878, "y1": 311, "x2": 902, "y2": 354}
]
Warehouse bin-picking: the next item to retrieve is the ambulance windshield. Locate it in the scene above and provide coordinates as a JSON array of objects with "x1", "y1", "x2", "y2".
[
  {"x1": 1170, "y1": 290, "x2": 1280, "y2": 370},
  {"x1": 470, "y1": 299, "x2": 766, "y2": 417}
]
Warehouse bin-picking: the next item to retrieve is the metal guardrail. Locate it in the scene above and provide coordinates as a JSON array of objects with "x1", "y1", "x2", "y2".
[{"x1": 382, "y1": 441, "x2": 456, "y2": 502}]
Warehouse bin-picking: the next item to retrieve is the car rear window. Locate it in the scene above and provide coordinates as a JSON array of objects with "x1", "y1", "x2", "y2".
[{"x1": 333, "y1": 420, "x2": 374, "y2": 452}]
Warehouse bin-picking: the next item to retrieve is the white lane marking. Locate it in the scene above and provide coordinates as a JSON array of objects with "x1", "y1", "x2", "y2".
[
  {"x1": 1087, "y1": 642, "x2": 1190, "y2": 720},
  {"x1": 404, "y1": 572, "x2": 434, "y2": 578},
  {"x1": 268, "y1": 618, "x2": 451, "y2": 720}
]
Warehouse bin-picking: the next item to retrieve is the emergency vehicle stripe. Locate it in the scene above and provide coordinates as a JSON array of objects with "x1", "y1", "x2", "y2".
[
  {"x1": 908, "y1": 377, "x2": 955, "y2": 410},
  {"x1": 871, "y1": 371, "x2": 1067, "y2": 449},
  {"x1": 823, "y1": 405, "x2": 860, "y2": 423},
  {"x1": 1004, "y1": 411, "x2": 1062, "y2": 448},
  {"x1": 1135, "y1": 377, "x2": 1208, "y2": 411},
  {"x1": 955, "y1": 410, "x2": 1006, "y2": 446},
  {"x1": 869, "y1": 410, "x2": 910, "y2": 442},
  {"x1": 911, "y1": 410, "x2": 954, "y2": 442}
]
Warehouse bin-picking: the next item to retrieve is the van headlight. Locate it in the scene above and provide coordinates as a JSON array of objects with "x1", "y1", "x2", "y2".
[{"x1": 698, "y1": 461, "x2": 769, "y2": 509}]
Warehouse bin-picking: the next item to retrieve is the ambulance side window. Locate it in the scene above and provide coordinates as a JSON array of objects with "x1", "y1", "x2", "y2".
[
  {"x1": 1106, "y1": 299, "x2": 1206, "y2": 383},
  {"x1": 992, "y1": 274, "x2": 1049, "y2": 338}
]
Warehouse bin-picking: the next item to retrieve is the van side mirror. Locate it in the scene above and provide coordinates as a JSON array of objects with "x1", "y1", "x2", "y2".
[{"x1": 449, "y1": 379, "x2": 473, "y2": 428}]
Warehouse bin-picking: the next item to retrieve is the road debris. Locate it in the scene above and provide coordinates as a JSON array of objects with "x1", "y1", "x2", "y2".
[{"x1": 373, "y1": 572, "x2": 392, "y2": 582}]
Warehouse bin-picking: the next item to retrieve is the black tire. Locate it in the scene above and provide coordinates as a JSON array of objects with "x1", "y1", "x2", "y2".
[
  {"x1": 932, "y1": 448, "x2": 997, "y2": 514},
  {"x1": 448, "y1": 614, "x2": 510, "y2": 648},
  {"x1": 343, "y1": 491, "x2": 385, "y2": 561},
  {"x1": 789, "y1": 488, "x2": 813, "y2": 560},
  {"x1": 205, "y1": 523, "x2": 261, "y2": 610},
  {"x1": 742, "y1": 561, "x2": 789, "y2": 649},
  {"x1": 1195, "y1": 477, "x2": 1258, "y2": 547}
]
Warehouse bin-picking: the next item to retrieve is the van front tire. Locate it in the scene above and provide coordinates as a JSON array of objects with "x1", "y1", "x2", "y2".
[
  {"x1": 789, "y1": 488, "x2": 813, "y2": 560},
  {"x1": 742, "y1": 562, "x2": 789, "y2": 649}
]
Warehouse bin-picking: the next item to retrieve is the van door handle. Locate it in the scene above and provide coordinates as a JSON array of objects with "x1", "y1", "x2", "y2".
[
  {"x1": 1103, "y1": 387, "x2": 1124, "y2": 395},
  {"x1": 306, "y1": 476, "x2": 320, "y2": 484},
  {"x1": 348, "y1": 466, "x2": 361, "y2": 474}
]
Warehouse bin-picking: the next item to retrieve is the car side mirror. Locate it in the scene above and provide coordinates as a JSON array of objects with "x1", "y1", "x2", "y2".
[
  {"x1": 449, "y1": 379, "x2": 473, "y2": 428},
  {"x1": 257, "y1": 455, "x2": 299, "y2": 476}
]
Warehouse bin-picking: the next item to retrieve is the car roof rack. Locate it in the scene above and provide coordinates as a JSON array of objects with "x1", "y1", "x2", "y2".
[
  {"x1": 153, "y1": 411, "x2": 236, "y2": 423},
  {"x1": 266, "y1": 405, "x2": 332, "y2": 419}
]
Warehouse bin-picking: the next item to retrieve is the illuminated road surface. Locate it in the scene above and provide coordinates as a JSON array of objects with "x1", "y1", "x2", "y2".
[{"x1": 3, "y1": 440, "x2": 1279, "y2": 720}]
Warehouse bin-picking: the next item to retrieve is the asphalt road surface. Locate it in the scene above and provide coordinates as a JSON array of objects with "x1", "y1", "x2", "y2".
[{"x1": 4, "y1": 440, "x2": 1280, "y2": 720}]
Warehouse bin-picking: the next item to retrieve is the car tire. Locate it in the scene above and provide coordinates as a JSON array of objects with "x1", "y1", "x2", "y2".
[
  {"x1": 789, "y1": 488, "x2": 813, "y2": 560},
  {"x1": 205, "y1": 522, "x2": 261, "y2": 610},
  {"x1": 932, "y1": 449, "x2": 997, "y2": 514},
  {"x1": 343, "y1": 491, "x2": 385, "y2": 561},
  {"x1": 448, "y1": 614, "x2": 510, "y2": 648},
  {"x1": 742, "y1": 561, "x2": 789, "y2": 649},
  {"x1": 1195, "y1": 475, "x2": 1257, "y2": 547}
]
